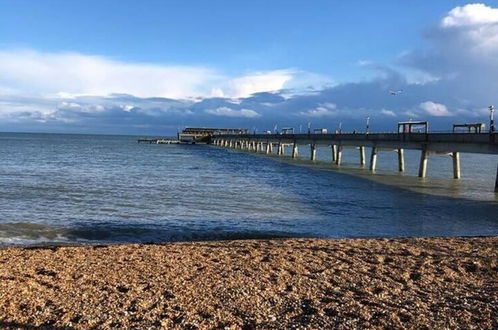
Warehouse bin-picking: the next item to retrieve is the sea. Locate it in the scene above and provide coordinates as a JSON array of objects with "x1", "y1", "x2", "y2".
[{"x1": 0, "y1": 132, "x2": 497, "y2": 245}]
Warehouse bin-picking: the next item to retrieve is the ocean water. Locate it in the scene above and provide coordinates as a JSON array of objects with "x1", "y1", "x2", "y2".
[{"x1": 0, "y1": 132, "x2": 497, "y2": 245}]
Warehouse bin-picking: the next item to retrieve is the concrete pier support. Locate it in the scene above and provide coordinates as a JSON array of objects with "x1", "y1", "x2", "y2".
[
  {"x1": 277, "y1": 143, "x2": 283, "y2": 155},
  {"x1": 336, "y1": 146, "x2": 343, "y2": 165},
  {"x1": 265, "y1": 143, "x2": 271, "y2": 154},
  {"x1": 331, "y1": 145, "x2": 337, "y2": 162},
  {"x1": 370, "y1": 147, "x2": 378, "y2": 171},
  {"x1": 398, "y1": 148, "x2": 405, "y2": 172},
  {"x1": 419, "y1": 149, "x2": 429, "y2": 178},
  {"x1": 359, "y1": 146, "x2": 366, "y2": 166},
  {"x1": 269, "y1": 143, "x2": 274, "y2": 154},
  {"x1": 292, "y1": 142, "x2": 299, "y2": 158},
  {"x1": 280, "y1": 144, "x2": 285, "y2": 155},
  {"x1": 452, "y1": 152, "x2": 461, "y2": 179},
  {"x1": 310, "y1": 144, "x2": 317, "y2": 161}
]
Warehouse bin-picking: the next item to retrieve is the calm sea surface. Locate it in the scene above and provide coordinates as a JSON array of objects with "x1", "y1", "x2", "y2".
[{"x1": 0, "y1": 132, "x2": 497, "y2": 245}]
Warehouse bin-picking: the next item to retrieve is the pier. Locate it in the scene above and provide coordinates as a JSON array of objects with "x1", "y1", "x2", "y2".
[
  {"x1": 137, "y1": 138, "x2": 180, "y2": 144},
  {"x1": 211, "y1": 132, "x2": 498, "y2": 192}
]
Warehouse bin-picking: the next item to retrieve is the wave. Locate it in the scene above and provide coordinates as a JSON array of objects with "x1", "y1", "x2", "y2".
[{"x1": 0, "y1": 222, "x2": 308, "y2": 246}]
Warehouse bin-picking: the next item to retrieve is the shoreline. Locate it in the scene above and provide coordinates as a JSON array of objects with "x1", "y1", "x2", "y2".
[
  {"x1": 1, "y1": 236, "x2": 497, "y2": 329},
  {"x1": 0, "y1": 233, "x2": 497, "y2": 248},
  {"x1": 1, "y1": 233, "x2": 497, "y2": 249}
]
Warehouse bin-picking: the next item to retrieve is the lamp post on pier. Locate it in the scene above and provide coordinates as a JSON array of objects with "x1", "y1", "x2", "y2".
[
  {"x1": 489, "y1": 106, "x2": 495, "y2": 133},
  {"x1": 366, "y1": 116, "x2": 370, "y2": 134}
]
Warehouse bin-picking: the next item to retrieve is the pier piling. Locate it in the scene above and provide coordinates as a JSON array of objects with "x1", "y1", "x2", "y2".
[
  {"x1": 359, "y1": 146, "x2": 366, "y2": 166},
  {"x1": 331, "y1": 145, "x2": 337, "y2": 162},
  {"x1": 398, "y1": 148, "x2": 405, "y2": 172},
  {"x1": 370, "y1": 147, "x2": 378, "y2": 171},
  {"x1": 452, "y1": 152, "x2": 461, "y2": 179},
  {"x1": 336, "y1": 146, "x2": 343, "y2": 166},
  {"x1": 310, "y1": 144, "x2": 317, "y2": 161},
  {"x1": 292, "y1": 142, "x2": 299, "y2": 158},
  {"x1": 419, "y1": 149, "x2": 429, "y2": 178},
  {"x1": 495, "y1": 165, "x2": 498, "y2": 192},
  {"x1": 277, "y1": 143, "x2": 283, "y2": 155}
]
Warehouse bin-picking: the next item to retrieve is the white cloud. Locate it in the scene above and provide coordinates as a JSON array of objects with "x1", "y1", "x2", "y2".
[
  {"x1": 438, "y1": 4, "x2": 498, "y2": 59},
  {"x1": 404, "y1": 111, "x2": 419, "y2": 119},
  {"x1": 0, "y1": 49, "x2": 332, "y2": 102},
  {"x1": 205, "y1": 107, "x2": 261, "y2": 118},
  {"x1": 441, "y1": 4, "x2": 498, "y2": 27},
  {"x1": 419, "y1": 101, "x2": 452, "y2": 117},
  {"x1": 0, "y1": 49, "x2": 223, "y2": 99},
  {"x1": 380, "y1": 109, "x2": 397, "y2": 117},
  {"x1": 227, "y1": 70, "x2": 293, "y2": 98},
  {"x1": 299, "y1": 103, "x2": 337, "y2": 117},
  {"x1": 210, "y1": 88, "x2": 225, "y2": 97}
]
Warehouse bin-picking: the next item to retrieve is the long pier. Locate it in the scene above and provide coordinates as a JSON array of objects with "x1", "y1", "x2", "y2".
[
  {"x1": 211, "y1": 133, "x2": 498, "y2": 192},
  {"x1": 137, "y1": 138, "x2": 180, "y2": 144}
]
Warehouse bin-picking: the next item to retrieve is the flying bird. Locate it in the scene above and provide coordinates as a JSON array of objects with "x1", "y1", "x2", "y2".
[{"x1": 389, "y1": 90, "x2": 403, "y2": 96}]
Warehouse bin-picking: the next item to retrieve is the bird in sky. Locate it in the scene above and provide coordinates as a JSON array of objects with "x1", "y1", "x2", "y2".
[{"x1": 389, "y1": 90, "x2": 403, "y2": 95}]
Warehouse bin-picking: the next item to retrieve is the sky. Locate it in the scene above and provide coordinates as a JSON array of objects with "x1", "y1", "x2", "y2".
[{"x1": 0, "y1": 1, "x2": 498, "y2": 135}]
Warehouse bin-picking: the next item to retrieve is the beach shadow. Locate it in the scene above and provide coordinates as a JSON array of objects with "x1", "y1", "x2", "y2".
[{"x1": 0, "y1": 321, "x2": 74, "y2": 330}]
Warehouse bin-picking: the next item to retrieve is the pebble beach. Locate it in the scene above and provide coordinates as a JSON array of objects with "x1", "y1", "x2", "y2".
[{"x1": 0, "y1": 236, "x2": 497, "y2": 329}]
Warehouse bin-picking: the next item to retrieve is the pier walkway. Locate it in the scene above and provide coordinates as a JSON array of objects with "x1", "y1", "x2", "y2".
[{"x1": 212, "y1": 132, "x2": 498, "y2": 192}]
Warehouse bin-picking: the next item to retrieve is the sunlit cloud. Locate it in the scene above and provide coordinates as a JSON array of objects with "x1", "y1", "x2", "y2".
[
  {"x1": 299, "y1": 103, "x2": 337, "y2": 117},
  {"x1": 419, "y1": 101, "x2": 452, "y2": 117},
  {"x1": 205, "y1": 107, "x2": 261, "y2": 118}
]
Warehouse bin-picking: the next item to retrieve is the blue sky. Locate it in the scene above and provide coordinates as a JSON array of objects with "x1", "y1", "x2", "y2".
[{"x1": 1, "y1": 1, "x2": 498, "y2": 134}]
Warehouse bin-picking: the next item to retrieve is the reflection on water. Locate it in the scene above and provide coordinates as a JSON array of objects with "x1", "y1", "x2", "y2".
[
  {"x1": 262, "y1": 145, "x2": 498, "y2": 201},
  {"x1": 0, "y1": 132, "x2": 496, "y2": 245}
]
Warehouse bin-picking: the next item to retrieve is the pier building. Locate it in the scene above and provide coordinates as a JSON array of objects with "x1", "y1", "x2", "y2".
[{"x1": 178, "y1": 127, "x2": 248, "y2": 143}]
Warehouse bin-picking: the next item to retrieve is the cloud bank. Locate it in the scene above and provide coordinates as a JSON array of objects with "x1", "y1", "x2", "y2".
[{"x1": 1, "y1": 3, "x2": 497, "y2": 134}]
